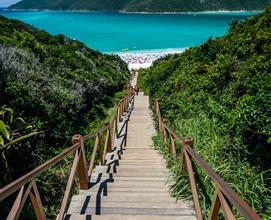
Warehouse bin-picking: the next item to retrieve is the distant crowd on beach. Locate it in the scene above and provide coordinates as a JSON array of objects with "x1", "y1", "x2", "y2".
[{"x1": 118, "y1": 49, "x2": 185, "y2": 70}]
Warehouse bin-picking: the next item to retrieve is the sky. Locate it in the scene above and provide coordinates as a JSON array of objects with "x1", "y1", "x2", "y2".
[{"x1": 0, "y1": 0, "x2": 20, "y2": 7}]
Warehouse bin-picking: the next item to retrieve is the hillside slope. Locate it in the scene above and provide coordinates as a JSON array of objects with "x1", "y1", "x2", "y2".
[
  {"x1": 9, "y1": 0, "x2": 271, "y2": 12},
  {"x1": 139, "y1": 6, "x2": 271, "y2": 218},
  {"x1": 124, "y1": 0, "x2": 271, "y2": 12},
  {"x1": 0, "y1": 15, "x2": 129, "y2": 217},
  {"x1": 0, "y1": 13, "x2": 129, "y2": 183},
  {"x1": 9, "y1": 0, "x2": 130, "y2": 11}
]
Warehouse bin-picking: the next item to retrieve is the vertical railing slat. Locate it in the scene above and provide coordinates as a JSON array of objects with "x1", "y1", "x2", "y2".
[
  {"x1": 169, "y1": 133, "x2": 176, "y2": 157},
  {"x1": 218, "y1": 190, "x2": 236, "y2": 220},
  {"x1": 162, "y1": 120, "x2": 168, "y2": 146},
  {"x1": 1, "y1": 84, "x2": 137, "y2": 220},
  {"x1": 72, "y1": 135, "x2": 88, "y2": 190},
  {"x1": 88, "y1": 133, "x2": 100, "y2": 176},
  {"x1": 115, "y1": 113, "x2": 119, "y2": 138},
  {"x1": 184, "y1": 148, "x2": 203, "y2": 220},
  {"x1": 58, "y1": 149, "x2": 80, "y2": 220},
  {"x1": 7, "y1": 183, "x2": 33, "y2": 220},
  {"x1": 119, "y1": 103, "x2": 122, "y2": 122},
  {"x1": 29, "y1": 181, "x2": 46, "y2": 220},
  {"x1": 103, "y1": 125, "x2": 111, "y2": 164},
  {"x1": 208, "y1": 190, "x2": 221, "y2": 220}
]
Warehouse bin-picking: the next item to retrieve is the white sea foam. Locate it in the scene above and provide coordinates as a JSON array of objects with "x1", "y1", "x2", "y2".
[
  {"x1": 5, "y1": 9, "x2": 261, "y2": 14},
  {"x1": 109, "y1": 48, "x2": 186, "y2": 70},
  {"x1": 120, "y1": 10, "x2": 261, "y2": 15}
]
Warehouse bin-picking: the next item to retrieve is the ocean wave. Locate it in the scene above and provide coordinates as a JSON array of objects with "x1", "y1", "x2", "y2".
[{"x1": 108, "y1": 47, "x2": 186, "y2": 55}]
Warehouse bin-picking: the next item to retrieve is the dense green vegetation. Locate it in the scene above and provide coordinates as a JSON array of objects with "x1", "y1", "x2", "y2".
[
  {"x1": 9, "y1": 0, "x2": 129, "y2": 11},
  {"x1": 124, "y1": 0, "x2": 271, "y2": 12},
  {"x1": 139, "y1": 6, "x2": 271, "y2": 219},
  {"x1": 9, "y1": 0, "x2": 271, "y2": 12},
  {"x1": 0, "y1": 15, "x2": 129, "y2": 218}
]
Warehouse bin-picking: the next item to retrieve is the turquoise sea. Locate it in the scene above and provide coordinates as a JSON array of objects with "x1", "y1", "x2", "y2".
[{"x1": 0, "y1": 10, "x2": 258, "y2": 52}]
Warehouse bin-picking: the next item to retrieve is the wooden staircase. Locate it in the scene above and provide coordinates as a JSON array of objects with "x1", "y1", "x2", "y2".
[
  {"x1": 0, "y1": 72, "x2": 262, "y2": 220},
  {"x1": 65, "y1": 92, "x2": 196, "y2": 220}
]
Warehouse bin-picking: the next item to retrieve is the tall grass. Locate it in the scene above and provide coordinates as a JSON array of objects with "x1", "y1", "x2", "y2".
[{"x1": 152, "y1": 113, "x2": 271, "y2": 219}]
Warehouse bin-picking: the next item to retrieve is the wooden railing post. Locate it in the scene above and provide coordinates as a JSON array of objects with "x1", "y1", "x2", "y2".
[
  {"x1": 72, "y1": 135, "x2": 88, "y2": 190},
  {"x1": 128, "y1": 85, "x2": 132, "y2": 97},
  {"x1": 120, "y1": 101, "x2": 124, "y2": 117},
  {"x1": 183, "y1": 136, "x2": 203, "y2": 220},
  {"x1": 88, "y1": 133, "x2": 100, "y2": 176},
  {"x1": 107, "y1": 125, "x2": 112, "y2": 153},
  {"x1": 169, "y1": 133, "x2": 176, "y2": 157},
  {"x1": 0, "y1": 76, "x2": 263, "y2": 220},
  {"x1": 126, "y1": 97, "x2": 129, "y2": 112},
  {"x1": 155, "y1": 100, "x2": 162, "y2": 133},
  {"x1": 118, "y1": 103, "x2": 122, "y2": 122},
  {"x1": 114, "y1": 114, "x2": 119, "y2": 139},
  {"x1": 124, "y1": 98, "x2": 127, "y2": 113},
  {"x1": 122, "y1": 99, "x2": 126, "y2": 114},
  {"x1": 135, "y1": 85, "x2": 139, "y2": 95},
  {"x1": 162, "y1": 119, "x2": 168, "y2": 146},
  {"x1": 103, "y1": 123, "x2": 111, "y2": 164},
  {"x1": 155, "y1": 100, "x2": 158, "y2": 115},
  {"x1": 99, "y1": 133, "x2": 103, "y2": 165}
]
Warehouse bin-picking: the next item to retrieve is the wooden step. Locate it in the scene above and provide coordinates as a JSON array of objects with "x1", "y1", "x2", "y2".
[
  {"x1": 88, "y1": 188, "x2": 170, "y2": 194},
  {"x1": 125, "y1": 145, "x2": 154, "y2": 149},
  {"x1": 120, "y1": 152, "x2": 161, "y2": 156},
  {"x1": 93, "y1": 166, "x2": 168, "y2": 174},
  {"x1": 76, "y1": 196, "x2": 178, "y2": 204},
  {"x1": 106, "y1": 154, "x2": 163, "y2": 160},
  {"x1": 116, "y1": 159, "x2": 164, "y2": 163},
  {"x1": 67, "y1": 207, "x2": 195, "y2": 216},
  {"x1": 84, "y1": 186, "x2": 171, "y2": 193},
  {"x1": 66, "y1": 214, "x2": 196, "y2": 220},
  {"x1": 89, "y1": 180, "x2": 169, "y2": 188},
  {"x1": 65, "y1": 93, "x2": 195, "y2": 219},
  {"x1": 101, "y1": 164, "x2": 166, "y2": 170},
  {"x1": 106, "y1": 173, "x2": 167, "y2": 178},
  {"x1": 106, "y1": 159, "x2": 166, "y2": 165},
  {"x1": 68, "y1": 201, "x2": 189, "y2": 209},
  {"x1": 72, "y1": 191, "x2": 176, "y2": 200}
]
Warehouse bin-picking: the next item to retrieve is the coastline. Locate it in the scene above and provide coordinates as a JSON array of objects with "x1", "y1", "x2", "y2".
[
  {"x1": 4, "y1": 8, "x2": 262, "y2": 14},
  {"x1": 119, "y1": 10, "x2": 262, "y2": 15},
  {"x1": 111, "y1": 48, "x2": 186, "y2": 70},
  {"x1": 1, "y1": 8, "x2": 260, "y2": 70}
]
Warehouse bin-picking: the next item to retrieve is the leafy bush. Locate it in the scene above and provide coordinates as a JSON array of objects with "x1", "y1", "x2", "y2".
[
  {"x1": 139, "y1": 6, "x2": 271, "y2": 218},
  {"x1": 0, "y1": 15, "x2": 129, "y2": 218},
  {"x1": 9, "y1": 0, "x2": 271, "y2": 12}
]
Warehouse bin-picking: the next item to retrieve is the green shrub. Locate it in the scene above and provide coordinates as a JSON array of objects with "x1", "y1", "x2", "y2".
[
  {"x1": 0, "y1": 15, "x2": 129, "y2": 218},
  {"x1": 139, "y1": 6, "x2": 271, "y2": 218}
]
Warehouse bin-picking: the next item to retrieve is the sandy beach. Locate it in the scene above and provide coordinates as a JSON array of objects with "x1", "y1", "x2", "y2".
[{"x1": 115, "y1": 48, "x2": 186, "y2": 70}]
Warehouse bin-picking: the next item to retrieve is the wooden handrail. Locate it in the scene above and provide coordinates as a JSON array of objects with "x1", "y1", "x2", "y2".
[
  {"x1": 0, "y1": 142, "x2": 80, "y2": 201},
  {"x1": 154, "y1": 100, "x2": 261, "y2": 220},
  {"x1": 83, "y1": 127, "x2": 106, "y2": 141},
  {"x1": 163, "y1": 123, "x2": 185, "y2": 144},
  {"x1": 128, "y1": 83, "x2": 139, "y2": 95},
  {"x1": 0, "y1": 83, "x2": 137, "y2": 220},
  {"x1": 185, "y1": 146, "x2": 261, "y2": 220}
]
